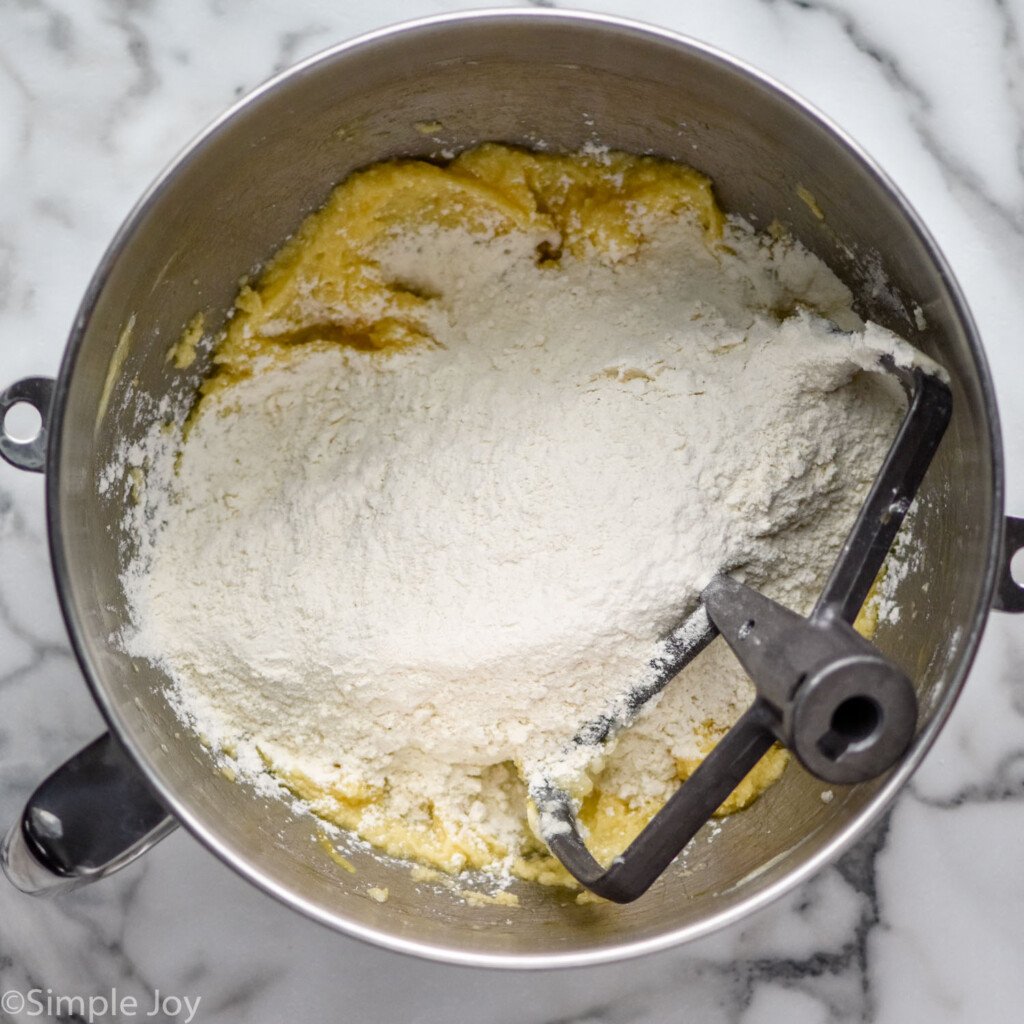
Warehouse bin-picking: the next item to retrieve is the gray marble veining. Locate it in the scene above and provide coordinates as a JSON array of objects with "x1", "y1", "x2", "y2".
[{"x1": 1, "y1": 1, "x2": 1023, "y2": 1021}]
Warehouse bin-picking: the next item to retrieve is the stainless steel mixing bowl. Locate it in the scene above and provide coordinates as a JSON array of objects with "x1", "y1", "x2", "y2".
[{"x1": 1, "y1": 9, "x2": 1022, "y2": 968}]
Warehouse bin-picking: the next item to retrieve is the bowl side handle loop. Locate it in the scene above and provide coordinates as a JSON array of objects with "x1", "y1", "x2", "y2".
[
  {"x1": 993, "y1": 516, "x2": 1024, "y2": 613},
  {"x1": 0, "y1": 376, "x2": 55, "y2": 473},
  {"x1": 1, "y1": 733, "x2": 177, "y2": 895}
]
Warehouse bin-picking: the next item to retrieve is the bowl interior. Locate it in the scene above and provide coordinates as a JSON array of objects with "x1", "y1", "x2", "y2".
[{"x1": 51, "y1": 13, "x2": 996, "y2": 965}]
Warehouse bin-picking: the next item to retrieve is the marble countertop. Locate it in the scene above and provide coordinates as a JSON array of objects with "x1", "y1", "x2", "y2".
[{"x1": 2, "y1": 1, "x2": 1023, "y2": 1021}]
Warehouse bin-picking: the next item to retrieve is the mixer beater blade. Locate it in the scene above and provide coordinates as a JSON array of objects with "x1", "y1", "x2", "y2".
[{"x1": 533, "y1": 358, "x2": 952, "y2": 903}]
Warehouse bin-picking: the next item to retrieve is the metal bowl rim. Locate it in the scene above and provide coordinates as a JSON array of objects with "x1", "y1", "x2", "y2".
[{"x1": 42, "y1": 6, "x2": 1004, "y2": 969}]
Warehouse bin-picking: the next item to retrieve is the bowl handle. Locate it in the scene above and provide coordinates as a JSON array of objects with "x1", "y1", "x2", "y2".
[
  {"x1": 1, "y1": 733, "x2": 177, "y2": 895},
  {"x1": 0, "y1": 376, "x2": 55, "y2": 473},
  {"x1": 994, "y1": 516, "x2": 1024, "y2": 613}
]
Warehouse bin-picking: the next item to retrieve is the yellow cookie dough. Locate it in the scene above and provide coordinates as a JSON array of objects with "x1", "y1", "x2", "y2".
[{"x1": 174, "y1": 144, "x2": 884, "y2": 892}]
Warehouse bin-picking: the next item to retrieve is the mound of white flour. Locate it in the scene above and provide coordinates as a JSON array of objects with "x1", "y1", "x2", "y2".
[{"x1": 122, "y1": 212, "x2": 915, "y2": 866}]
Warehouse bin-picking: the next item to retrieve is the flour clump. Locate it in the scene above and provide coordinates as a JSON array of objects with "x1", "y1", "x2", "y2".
[{"x1": 121, "y1": 146, "x2": 913, "y2": 882}]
